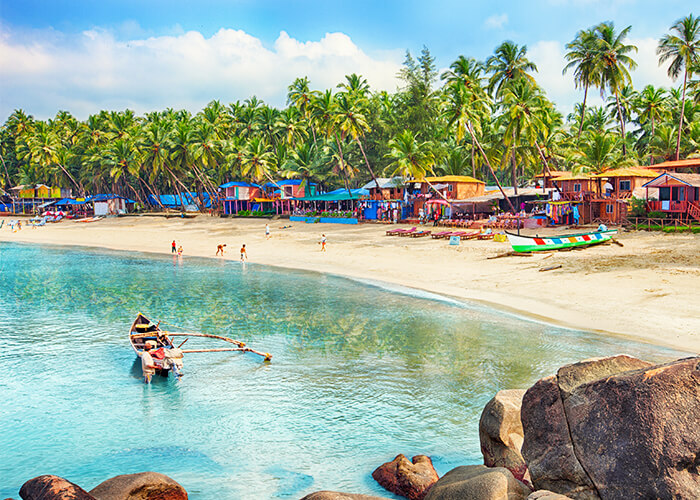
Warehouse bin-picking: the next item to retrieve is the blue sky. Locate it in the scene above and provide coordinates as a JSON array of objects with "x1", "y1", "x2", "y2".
[{"x1": 0, "y1": 0, "x2": 695, "y2": 120}]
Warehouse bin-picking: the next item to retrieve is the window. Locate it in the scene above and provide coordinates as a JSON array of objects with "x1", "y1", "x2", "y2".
[
  {"x1": 606, "y1": 204, "x2": 614, "y2": 214},
  {"x1": 619, "y1": 180, "x2": 631, "y2": 191},
  {"x1": 574, "y1": 183, "x2": 581, "y2": 192},
  {"x1": 447, "y1": 185, "x2": 453, "y2": 192}
]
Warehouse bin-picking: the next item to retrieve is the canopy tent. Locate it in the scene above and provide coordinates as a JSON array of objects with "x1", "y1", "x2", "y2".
[
  {"x1": 295, "y1": 188, "x2": 369, "y2": 201},
  {"x1": 55, "y1": 198, "x2": 86, "y2": 205},
  {"x1": 147, "y1": 193, "x2": 210, "y2": 208}
]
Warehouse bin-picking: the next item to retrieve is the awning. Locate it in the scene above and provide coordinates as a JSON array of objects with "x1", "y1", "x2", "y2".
[{"x1": 425, "y1": 199, "x2": 451, "y2": 206}]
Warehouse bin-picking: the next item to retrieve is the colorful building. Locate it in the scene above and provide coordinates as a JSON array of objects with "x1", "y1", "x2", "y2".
[{"x1": 643, "y1": 172, "x2": 700, "y2": 223}]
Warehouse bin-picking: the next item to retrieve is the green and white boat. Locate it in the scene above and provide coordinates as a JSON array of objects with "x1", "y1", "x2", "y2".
[{"x1": 505, "y1": 229, "x2": 618, "y2": 253}]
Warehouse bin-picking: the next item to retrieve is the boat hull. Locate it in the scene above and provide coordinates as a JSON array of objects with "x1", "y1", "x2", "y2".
[{"x1": 506, "y1": 230, "x2": 618, "y2": 252}]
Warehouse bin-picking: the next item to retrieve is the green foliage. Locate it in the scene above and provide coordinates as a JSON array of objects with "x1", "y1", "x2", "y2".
[
  {"x1": 628, "y1": 197, "x2": 647, "y2": 217},
  {"x1": 647, "y1": 211, "x2": 668, "y2": 219}
]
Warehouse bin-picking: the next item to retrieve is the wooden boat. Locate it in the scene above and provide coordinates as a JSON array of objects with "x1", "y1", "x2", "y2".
[
  {"x1": 129, "y1": 313, "x2": 272, "y2": 379},
  {"x1": 505, "y1": 229, "x2": 618, "y2": 253},
  {"x1": 129, "y1": 313, "x2": 184, "y2": 378}
]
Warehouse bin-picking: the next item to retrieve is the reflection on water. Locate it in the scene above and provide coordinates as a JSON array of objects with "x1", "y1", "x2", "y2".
[{"x1": 0, "y1": 243, "x2": 687, "y2": 499}]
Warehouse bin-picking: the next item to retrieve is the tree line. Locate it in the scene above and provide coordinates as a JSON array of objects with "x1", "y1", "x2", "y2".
[{"x1": 1, "y1": 15, "x2": 699, "y2": 208}]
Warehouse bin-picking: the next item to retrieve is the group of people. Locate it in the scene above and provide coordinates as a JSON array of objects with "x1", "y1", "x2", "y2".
[{"x1": 171, "y1": 240, "x2": 183, "y2": 256}]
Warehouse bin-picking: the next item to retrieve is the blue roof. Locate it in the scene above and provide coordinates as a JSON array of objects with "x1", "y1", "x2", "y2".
[
  {"x1": 147, "y1": 193, "x2": 212, "y2": 208},
  {"x1": 87, "y1": 194, "x2": 135, "y2": 203},
  {"x1": 220, "y1": 181, "x2": 261, "y2": 189},
  {"x1": 55, "y1": 198, "x2": 85, "y2": 205}
]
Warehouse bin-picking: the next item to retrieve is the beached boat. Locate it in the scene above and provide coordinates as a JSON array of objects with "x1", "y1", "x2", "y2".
[
  {"x1": 505, "y1": 229, "x2": 618, "y2": 252},
  {"x1": 129, "y1": 313, "x2": 184, "y2": 378}
]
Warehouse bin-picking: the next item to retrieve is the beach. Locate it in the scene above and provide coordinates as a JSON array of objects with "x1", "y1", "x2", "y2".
[{"x1": 1, "y1": 215, "x2": 698, "y2": 353}]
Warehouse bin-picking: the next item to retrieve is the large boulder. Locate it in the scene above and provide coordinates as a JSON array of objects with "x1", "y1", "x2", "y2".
[
  {"x1": 521, "y1": 355, "x2": 700, "y2": 500},
  {"x1": 19, "y1": 475, "x2": 96, "y2": 500},
  {"x1": 300, "y1": 492, "x2": 389, "y2": 500},
  {"x1": 424, "y1": 465, "x2": 531, "y2": 500},
  {"x1": 527, "y1": 491, "x2": 572, "y2": 500},
  {"x1": 88, "y1": 472, "x2": 187, "y2": 500},
  {"x1": 479, "y1": 389, "x2": 529, "y2": 483},
  {"x1": 372, "y1": 455, "x2": 439, "y2": 500}
]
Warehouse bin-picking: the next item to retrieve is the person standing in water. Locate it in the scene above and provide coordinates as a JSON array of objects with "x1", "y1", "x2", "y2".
[
  {"x1": 140, "y1": 341, "x2": 158, "y2": 384},
  {"x1": 240, "y1": 244, "x2": 247, "y2": 261}
]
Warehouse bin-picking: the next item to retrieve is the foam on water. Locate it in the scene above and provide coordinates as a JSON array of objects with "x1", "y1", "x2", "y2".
[{"x1": 0, "y1": 242, "x2": 688, "y2": 499}]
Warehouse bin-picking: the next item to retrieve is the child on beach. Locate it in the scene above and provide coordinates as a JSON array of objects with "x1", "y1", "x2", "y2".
[
  {"x1": 177, "y1": 245, "x2": 183, "y2": 257},
  {"x1": 216, "y1": 244, "x2": 226, "y2": 256},
  {"x1": 265, "y1": 224, "x2": 270, "y2": 240},
  {"x1": 240, "y1": 244, "x2": 247, "y2": 261},
  {"x1": 319, "y1": 234, "x2": 327, "y2": 252}
]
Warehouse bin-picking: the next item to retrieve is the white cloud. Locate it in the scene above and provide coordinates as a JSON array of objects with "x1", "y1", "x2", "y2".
[
  {"x1": 528, "y1": 37, "x2": 676, "y2": 118},
  {"x1": 484, "y1": 14, "x2": 509, "y2": 30},
  {"x1": 0, "y1": 27, "x2": 403, "y2": 120}
]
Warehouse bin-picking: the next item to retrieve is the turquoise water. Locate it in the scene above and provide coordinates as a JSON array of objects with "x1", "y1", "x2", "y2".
[{"x1": 0, "y1": 242, "x2": 688, "y2": 499}]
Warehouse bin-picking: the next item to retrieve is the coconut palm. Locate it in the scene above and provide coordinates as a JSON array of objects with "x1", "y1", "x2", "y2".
[
  {"x1": 385, "y1": 130, "x2": 435, "y2": 179},
  {"x1": 657, "y1": 14, "x2": 700, "y2": 160},
  {"x1": 564, "y1": 28, "x2": 601, "y2": 139},
  {"x1": 486, "y1": 41, "x2": 538, "y2": 97},
  {"x1": 593, "y1": 22, "x2": 638, "y2": 156},
  {"x1": 634, "y1": 85, "x2": 669, "y2": 162},
  {"x1": 240, "y1": 137, "x2": 277, "y2": 183}
]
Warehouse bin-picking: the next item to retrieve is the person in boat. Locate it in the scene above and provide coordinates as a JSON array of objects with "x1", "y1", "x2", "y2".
[{"x1": 140, "y1": 340, "x2": 158, "y2": 384}]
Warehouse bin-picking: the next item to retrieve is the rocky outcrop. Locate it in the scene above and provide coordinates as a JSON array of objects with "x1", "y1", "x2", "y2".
[
  {"x1": 527, "y1": 491, "x2": 572, "y2": 500},
  {"x1": 424, "y1": 465, "x2": 531, "y2": 500},
  {"x1": 479, "y1": 389, "x2": 528, "y2": 483},
  {"x1": 300, "y1": 492, "x2": 389, "y2": 500},
  {"x1": 89, "y1": 472, "x2": 187, "y2": 500},
  {"x1": 521, "y1": 355, "x2": 700, "y2": 499},
  {"x1": 19, "y1": 475, "x2": 96, "y2": 500},
  {"x1": 372, "y1": 455, "x2": 439, "y2": 500}
]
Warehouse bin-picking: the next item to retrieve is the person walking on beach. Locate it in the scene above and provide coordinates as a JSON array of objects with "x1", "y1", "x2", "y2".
[
  {"x1": 265, "y1": 224, "x2": 270, "y2": 240},
  {"x1": 171, "y1": 240, "x2": 176, "y2": 253},
  {"x1": 216, "y1": 244, "x2": 226, "y2": 256},
  {"x1": 240, "y1": 244, "x2": 247, "y2": 261},
  {"x1": 140, "y1": 341, "x2": 158, "y2": 384},
  {"x1": 319, "y1": 234, "x2": 327, "y2": 252}
]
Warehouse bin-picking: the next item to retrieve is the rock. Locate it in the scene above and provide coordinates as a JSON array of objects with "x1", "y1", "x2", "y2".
[
  {"x1": 88, "y1": 472, "x2": 187, "y2": 500},
  {"x1": 527, "y1": 491, "x2": 572, "y2": 499},
  {"x1": 19, "y1": 475, "x2": 96, "y2": 500},
  {"x1": 371, "y1": 455, "x2": 439, "y2": 500},
  {"x1": 300, "y1": 492, "x2": 389, "y2": 500},
  {"x1": 522, "y1": 355, "x2": 700, "y2": 499},
  {"x1": 424, "y1": 465, "x2": 531, "y2": 500},
  {"x1": 479, "y1": 389, "x2": 529, "y2": 482}
]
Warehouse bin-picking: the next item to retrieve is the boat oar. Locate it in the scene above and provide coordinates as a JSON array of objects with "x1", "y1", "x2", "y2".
[{"x1": 182, "y1": 347, "x2": 272, "y2": 361}]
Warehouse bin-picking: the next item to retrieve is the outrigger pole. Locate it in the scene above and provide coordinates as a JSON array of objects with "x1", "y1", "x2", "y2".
[{"x1": 182, "y1": 347, "x2": 272, "y2": 361}]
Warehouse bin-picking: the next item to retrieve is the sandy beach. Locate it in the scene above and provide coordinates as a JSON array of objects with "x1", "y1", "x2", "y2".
[{"x1": 1, "y1": 214, "x2": 698, "y2": 353}]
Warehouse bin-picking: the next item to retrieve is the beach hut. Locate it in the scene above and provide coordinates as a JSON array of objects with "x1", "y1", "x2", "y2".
[
  {"x1": 643, "y1": 172, "x2": 700, "y2": 222},
  {"x1": 533, "y1": 171, "x2": 571, "y2": 189},
  {"x1": 554, "y1": 174, "x2": 595, "y2": 200},
  {"x1": 219, "y1": 182, "x2": 262, "y2": 214},
  {"x1": 89, "y1": 194, "x2": 133, "y2": 216},
  {"x1": 644, "y1": 158, "x2": 700, "y2": 173},
  {"x1": 358, "y1": 177, "x2": 408, "y2": 221},
  {"x1": 413, "y1": 176, "x2": 485, "y2": 218},
  {"x1": 583, "y1": 169, "x2": 659, "y2": 224}
]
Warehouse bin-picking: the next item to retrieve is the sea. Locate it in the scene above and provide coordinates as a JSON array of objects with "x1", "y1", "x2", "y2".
[{"x1": 0, "y1": 242, "x2": 688, "y2": 499}]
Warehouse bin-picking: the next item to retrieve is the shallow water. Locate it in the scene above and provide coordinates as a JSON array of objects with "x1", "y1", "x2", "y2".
[{"x1": 0, "y1": 242, "x2": 688, "y2": 498}]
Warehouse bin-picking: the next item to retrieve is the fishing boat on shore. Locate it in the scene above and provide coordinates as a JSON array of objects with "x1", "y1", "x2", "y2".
[
  {"x1": 505, "y1": 228, "x2": 618, "y2": 253},
  {"x1": 129, "y1": 313, "x2": 271, "y2": 379}
]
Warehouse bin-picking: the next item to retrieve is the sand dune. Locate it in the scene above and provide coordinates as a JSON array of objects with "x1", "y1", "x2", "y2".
[{"x1": 2, "y1": 214, "x2": 698, "y2": 353}]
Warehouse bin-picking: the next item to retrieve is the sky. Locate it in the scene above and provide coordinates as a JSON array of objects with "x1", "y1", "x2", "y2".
[{"x1": 0, "y1": 0, "x2": 696, "y2": 122}]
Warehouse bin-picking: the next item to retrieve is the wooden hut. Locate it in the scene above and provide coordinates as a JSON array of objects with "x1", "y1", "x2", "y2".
[
  {"x1": 643, "y1": 172, "x2": 700, "y2": 222},
  {"x1": 220, "y1": 181, "x2": 262, "y2": 214},
  {"x1": 583, "y1": 169, "x2": 658, "y2": 224}
]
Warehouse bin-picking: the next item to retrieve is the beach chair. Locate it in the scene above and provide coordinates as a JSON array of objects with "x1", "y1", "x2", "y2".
[
  {"x1": 459, "y1": 230, "x2": 481, "y2": 240},
  {"x1": 409, "y1": 230, "x2": 431, "y2": 238},
  {"x1": 386, "y1": 227, "x2": 409, "y2": 236},
  {"x1": 396, "y1": 227, "x2": 418, "y2": 237},
  {"x1": 431, "y1": 231, "x2": 453, "y2": 239}
]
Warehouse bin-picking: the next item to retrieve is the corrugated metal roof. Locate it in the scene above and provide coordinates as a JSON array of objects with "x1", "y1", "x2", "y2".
[
  {"x1": 593, "y1": 168, "x2": 658, "y2": 178},
  {"x1": 420, "y1": 175, "x2": 485, "y2": 184}
]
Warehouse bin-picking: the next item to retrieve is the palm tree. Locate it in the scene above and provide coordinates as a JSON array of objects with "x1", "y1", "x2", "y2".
[
  {"x1": 564, "y1": 28, "x2": 600, "y2": 139},
  {"x1": 635, "y1": 85, "x2": 669, "y2": 162},
  {"x1": 593, "y1": 22, "x2": 638, "y2": 156},
  {"x1": 240, "y1": 137, "x2": 277, "y2": 184},
  {"x1": 385, "y1": 130, "x2": 435, "y2": 179},
  {"x1": 657, "y1": 14, "x2": 700, "y2": 160},
  {"x1": 573, "y1": 131, "x2": 632, "y2": 173},
  {"x1": 24, "y1": 122, "x2": 83, "y2": 193},
  {"x1": 486, "y1": 41, "x2": 538, "y2": 97}
]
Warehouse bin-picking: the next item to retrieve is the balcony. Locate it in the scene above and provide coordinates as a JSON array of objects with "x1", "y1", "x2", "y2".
[{"x1": 646, "y1": 200, "x2": 688, "y2": 213}]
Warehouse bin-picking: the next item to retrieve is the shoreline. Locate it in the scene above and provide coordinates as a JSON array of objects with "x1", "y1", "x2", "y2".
[{"x1": 1, "y1": 215, "x2": 698, "y2": 353}]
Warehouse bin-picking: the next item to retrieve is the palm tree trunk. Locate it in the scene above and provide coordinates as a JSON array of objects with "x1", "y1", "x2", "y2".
[
  {"x1": 0, "y1": 152, "x2": 12, "y2": 188},
  {"x1": 510, "y1": 130, "x2": 518, "y2": 195},
  {"x1": 138, "y1": 175, "x2": 166, "y2": 210},
  {"x1": 355, "y1": 137, "x2": 380, "y2": 189},
  {"x1": 335, "y1": 134, "x2": 353, "y2": 197},
  {"x1": 58, "y1": 163, "x2": 85, "y2": 195},
  {"x1": 471, "y1": 134, "x2": 476, "y2": 178},
  {"x1": 615, "y1": 93, "x2": 627, "y2": 156},
  {"x1": 468, "y1": 122, "x2": 516, "y2": 213},
  {"x1": 650, "y1": 115, "x2": 656, "y2": 165},
  {"x1": 535, "y1": 142, "x2": 562, "y2": 197},
  {"x1": 577, "y1": 84, "x2": 589, "y2": 140},
  {"x1": 675, "y1": 68, "x2": 688, "y2": 161}
]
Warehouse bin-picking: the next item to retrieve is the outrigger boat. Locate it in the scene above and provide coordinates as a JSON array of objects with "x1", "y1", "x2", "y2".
[
  {"x1": 129, "y1": 313, "x2": 271, "y2": 379},
  {"x1": 505, "y1": 229, "x2": 618, "y2": 253}
]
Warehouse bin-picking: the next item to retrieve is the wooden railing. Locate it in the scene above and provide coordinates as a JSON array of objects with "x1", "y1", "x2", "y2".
[
  {"x1": 688, "y1": 202, "x2": 700, "y2": 221},
  {"x1": 646, "y1": 200, "x2": 688, "y2": 213}
]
